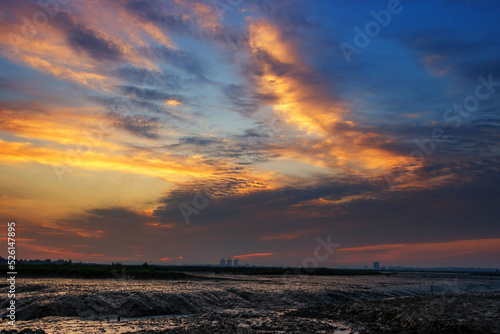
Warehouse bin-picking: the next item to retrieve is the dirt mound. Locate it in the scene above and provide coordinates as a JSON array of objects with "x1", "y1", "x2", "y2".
[{"x1": 11, "y1": 292, "x2": 210, "y2": 320}]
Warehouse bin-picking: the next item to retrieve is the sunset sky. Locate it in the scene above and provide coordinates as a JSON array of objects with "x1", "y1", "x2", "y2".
[{"x1": 1, "y1": 0, "x2": 499, "y2": 267}]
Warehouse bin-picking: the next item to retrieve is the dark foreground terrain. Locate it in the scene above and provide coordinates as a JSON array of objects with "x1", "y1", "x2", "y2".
[
  {"x1": 0, "y1": 264, "x2": 378, "y2": 279},
  {"x1": 294, "y1": 291, "x2": 500, "y2": 334},
  {"x1": 115, "y1": 292, "x2": 500, "y2": 334},
  {"x1": 2, "y1": 292, "x2": 498, "y2": 334},
  {"x1": 1, "y1": 273, "x2": 499, "y2": 333}
]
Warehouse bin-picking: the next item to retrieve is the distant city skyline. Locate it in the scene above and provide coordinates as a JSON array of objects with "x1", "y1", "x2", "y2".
[{"x1": 219, "y1": 258, "x2": 240, "y2": 267}]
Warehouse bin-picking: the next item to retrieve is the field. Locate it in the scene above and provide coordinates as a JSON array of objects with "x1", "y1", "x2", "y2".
[
  {"x1": 1, "y1": 264, "x2": 380, "y2": 279},
  {"x1": 0, "y1": 270, "x2": 499, "y2": 333}
]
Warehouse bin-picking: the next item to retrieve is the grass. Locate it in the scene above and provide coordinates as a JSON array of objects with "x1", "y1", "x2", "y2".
[
  {"x1": 1, "y1": 263, "x2": 193, "y2": 280},
  {"x1": 158, "y1": 265, "x2": 380, "y2": 276},
  {"x1": 1, "y1": 263, "x2": 380, "y2": 279}
]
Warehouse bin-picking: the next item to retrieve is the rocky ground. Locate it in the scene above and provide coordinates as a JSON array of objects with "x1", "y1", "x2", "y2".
[
  {"x1": 1, "y1": 274, "x2": 499, "y2": 333},
  {"x1": 0, "y1": 311, "x2": 353, "y2": 334},
  {"x1": 293, "y1": 291, "x2": 500, "y2": 334},
  {"x1": 2, "y1": 292, "x2": 499, "y2": 333}
]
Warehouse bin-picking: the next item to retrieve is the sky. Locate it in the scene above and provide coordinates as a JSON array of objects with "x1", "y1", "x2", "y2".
[{"x1": 1, "y1": 0, "x2": 499, "y2": 268}]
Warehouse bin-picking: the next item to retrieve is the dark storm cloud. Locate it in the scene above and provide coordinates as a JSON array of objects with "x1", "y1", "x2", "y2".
[
  {"x1": 314, "y1": 26, "x2": 500, "y2": 158},
  {"x1": 29, "y1": 207, "x2": 163, "y2": 260},
  {"x1": 0, "y1": 100, "x2": 47, "y2": 115},
  {"x1": 19, "y1": 207, "x2": 151, "y2": 240},
  {"x1": 120, "y1": 0, "x2": 192, "y2": 32},
  {"x1": 461, "y1": 58, "x2": 500, "y2": 84},
  {"x1": 395, "y1": 30, "x2": 483, "y2": 58},
  {"x1": 384, "y1": 0, "x2": 500, "y2": 83},
  {"x1": 394, "y1": 29, "x2": 500, "y2": 82},
  {"x1": 120, "y1": 0, "x2": 248, "y2": 51},
  {"x1": 221, "y1": 84, "x2": 276, "y2": 116},
  {"x1": 66, "y1": 25, "x2": 122, "y2": 61},
  {"x1": 348, "y1": 158, "x2": 500, "y2": 244},
  {"x1": 52, "y1": 12, "x2": 123, "y2": 62},
  {"x1": 246, "y1": 0, "x2": 310, "y2": 28},
  {"x1": 89, "y1": 95, "x2": 183, "y2": 119},
  {"x1": 297, "y1": 1, "x2": 500, "y2": 133},
  {"x1": 154, "y1": 176, "x2": 381, "y2": 225},
  {"x1": 87, "y1": 207, "x2": 149, "y2": 225},
  {"x1": 251, "y1": 50, "x2": 300, "y2": 77},
  {"x1": 113, "y1": 85, "x2": 185, "y2": 102},
  {"x1": 178, "y1": 136, "x2": 224, "y2": 146},
  {"x1": 167, "y1": 134, "x2": 272, "y2": 165},
  {"x1": 154, "y1": 47, "x2": 207, "y2": 79},
  {"x1": 154, "y1": 157, "x2": 500, "y2": 248},
  {"x1": 114, "y1": 66, "x2": 183, "y2": 90},
  {"x1": 47, "y1": 8, "x2": 212, "y2": 86},
  {"x1": 353, "y1": 119, "x2": 500, "y2": 158},
  {"x1": 235, "y1": 128, "x2": 271, "y2": 140},
  {"x1": 0, "y1": 78, "x2": 28, "y2": 94},
  {"x1": 107, "y1": 112, "x2": 160, "y2": 139},
  {"x1": 88, "y1": 95, "x2": 191, "y2": 137}
]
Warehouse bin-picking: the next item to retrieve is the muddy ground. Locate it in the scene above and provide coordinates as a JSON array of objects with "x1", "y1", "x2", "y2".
[{"x1": 1, "y1": 273, "x2": 499, "y2": 333}]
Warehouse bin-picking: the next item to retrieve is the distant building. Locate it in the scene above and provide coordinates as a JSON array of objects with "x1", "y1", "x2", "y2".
[
  {"x1": 220, "y1": 258, "x2": 226, "y2": 266},
  {"x1": 233, "y1": 259, "x2": 239, "y2": 267},
  {"x1": 373, "y1": 262, "x2": 380, "y2": 270},
  {"x1": 227, "y1": 258, "x2": 232, "y2": 267}
]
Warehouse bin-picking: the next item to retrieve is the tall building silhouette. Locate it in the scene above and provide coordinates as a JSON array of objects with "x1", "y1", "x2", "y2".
[
  {"x1": 227, "y1": 258, "x2": 232, "y2": 267},
  {"x1": 233, "y1": 259, "x2": 239, "y2": 267},
  {"x1": 220, "y1": 258, "x2": 225, "y2": 266},
  {"x1": 373, "y1": 261, "x2": 380, "y2": 270}
]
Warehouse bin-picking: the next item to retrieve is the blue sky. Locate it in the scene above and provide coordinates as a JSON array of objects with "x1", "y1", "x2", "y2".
[{"x1": 0, "y1": 0, "x2": 499, "y2": 267}]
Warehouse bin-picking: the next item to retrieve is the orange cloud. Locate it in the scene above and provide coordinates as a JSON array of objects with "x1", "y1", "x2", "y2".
[
  {"x1": 0, "y1": 2, "x2": 161, "y2": 90},
  {"x1": 422, "y1": 54, "x2": 454, "y2": 77},
  {"x1": 0, "y1": 23, "x2": 113, "y2": 89},
  {"x1": 165, "y1": 99, "x2": 182, "y2": 107},
  {"x1": 0, "y1": 139, "x2": 218, "y2": 182},
  {"x1": 173, "y1": 0, "x2": 221, "y2": 32},
  {"x1": 248, "y1": 19, "x2": 341, "y2": 136},
  {"x1": 261, "y1": 227, "x2": 327, "y2": 241},
  {"x1": 247, "y1": 19, "x2": 401, "y2": 173},
  {"x1": 0, "y1": 108, "x2": 121, "y2": 149},
  {"x1": 20, "y1": 243, "x2": 133, "y2": 262},
  {"x1": 335, "y1": 238, "x2": 500, "y2": 263},
  {"x1": 146, "y1": 222, "x2": 175, "y2": 228},
  {"x1": 233, "y1": 252, "x2": 274, "y2": 259}
]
